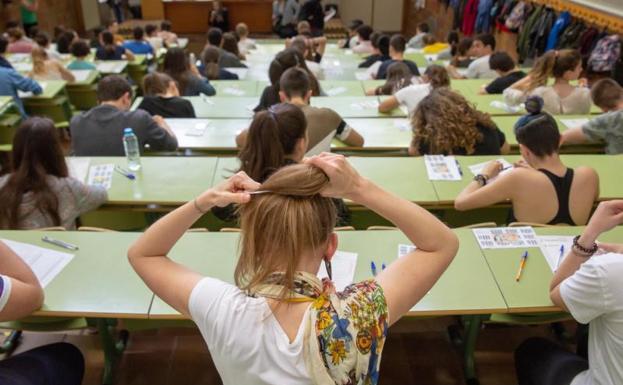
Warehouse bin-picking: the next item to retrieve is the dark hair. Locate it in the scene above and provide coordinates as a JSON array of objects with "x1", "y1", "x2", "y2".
[
  {"x1": 376, "y1": 62, "x2": 412, "y2": 95},
  {"x1": 202, "y1": 46, "x2": 221, "y2": 80},
  {"x1": 377, "y1": 34, "x2": 390, "y2": 56},
  {"x1": 0, "y1": 37, "x2": 8, "y2": 54},
  {"x1": 53, "y1": 25, "x2": 67, "y2": 42},
  {"x1": 161, "y1": 20, "x2": 172, "y2": 31},
  {"x1": 6, "y1": 27, "x2": 24, "y2": 40},
  {"x1": 280, "y1": 67, "x2": 310, "y2": 98},
  {"x1": 145, "y1": 24, "x2": 157, "y2": 36},
  {"x1": 163, "y1": 47, "x2": 192, "y2": 94},
  {"x1": 269, "y1": 48, "x2": 320, "y2": 95},
  {"x1": 527, "y1": 49, "x2": 582, "y2": 91},
  {"x1": 70, "y1": 40, "x2": 91, "y2": 58},
  {"x1": 591, "y1": 78, "x2": 623, "y2": 110},
  {"x1": 417, "y1": 22, "x2": 430, "y2": 33},
  {"x1": 475, "y1": 33, "x2": 496, "y2": 50},
  {"x1": 222, "y1": 32, "x2": 240, "y2": 57},
  {"x1": 0, "y1": 117, "x2": 69, "y2": 229},
  {"x1": 289, "y1": 36, "x2": 307, "y2": 55},
  {"x1": 133, "y1": 26, "x2": 144, "y2": 41},
  {"x1": 424, "y1": 64, "x2": 450, "y2": 88},
  {"x1": 422, "y1": 34, "x2": 436, "y2": 46},
  {"x1": 99, "y1": 31, "x2": 118, "y2": 58},
  {"x1": 447, "y1": 31, "x2": 459, "y2": 45},
  {"x1": 356, "y1": 25, "x2": 373, "y2": 41},
  {"x1": 347, "y1": 19, "x2": 364, "y2": 31},
  {"x1": 57, "y1": 30, "x2": 76, "y2": 54},
  {"x1": 97, "y1": 75, "x2": 132, "y2": 102},
  {"x1": 207, "y1": 27, "x2": 223, "y2": 46},
  {"x1": 514, "y1": 96, "x2": 560, "y2": 157},
  {"x1": 389, "y1": 34, "x2": 406, "y2": 53},
  {"x1": 105, "y1": 19, "x2": 118, "y2": 29},
  {"x1": 455, "y1": 37, "x2": 473, "y2": 57},
  {"x1": 143, "y1": 72, "x2": 175, "y2": 96},
  {"x1": 34, "y1": 32, "x2": 50, "y2": 47},
  {"x1": 489, "y1": 52, "x2": 515, "y2": 72},
  {"x1": 239, "y1": 103, "x2": 307, "y2": 182}
]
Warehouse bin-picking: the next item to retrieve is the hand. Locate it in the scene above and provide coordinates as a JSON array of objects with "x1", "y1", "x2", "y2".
[
  {"x1": 304, "y1": 152, "x2": 365, "y2": 200},
  {"x1": 153, "y1": 115, "x2": 166, "y2": 127},
  {"x1": 482, "y1": 161, "x2": 502, "y2": 179},
  {"x1": 196, "y1": 171, "x2": 261, "y2": 209},
  {"x1": 583, "y1": 200, "x2": 623, "y2": 243},
  {"x1": 597, "y1": 242, "x2": 623, "y2": 254}
]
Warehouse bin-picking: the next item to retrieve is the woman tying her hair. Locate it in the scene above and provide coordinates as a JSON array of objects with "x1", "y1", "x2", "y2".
[
  {"x1": 365, "y1": 61, "x2": 413, "y2": 96},
  {"x1": 163, "y1": 47, "x2": 216, "y2": 97},
  {"x1": 129, "y1": 152, "x2": 458, "y2": 385},
  {"x1": 504, "y1": 49, "x2": 592, "y2": 115},
  {"x1": 455, "y1": 96, "x2": 599, "y2": 225},
  {"x1": 28, "y1": 46, "x2": 75, "y2": 82},
  {"x1": 201, "y1": 47, "x2": 239, "y2": 80}
]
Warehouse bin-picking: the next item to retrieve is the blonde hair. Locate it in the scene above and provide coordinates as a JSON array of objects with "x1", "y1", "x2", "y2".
[
  {"x1": 235, "y1": 23, "x2": 249, "y2": 38},
  {"x1": 527, "y1": 49, "x2": 581, "y2": 91},
  {"x1": 235, "y1": 164, "x2": 336, "y2": 296},
  {"x1": 31, "y1": 46, "x2": 48, "y2": 76}
]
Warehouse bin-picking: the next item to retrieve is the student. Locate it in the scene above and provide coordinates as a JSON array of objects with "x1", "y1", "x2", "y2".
[
  {"x1": 163, "y1": 47, "x2": 216, "y2": 96},
  {"x1": 123, "y1": 26, "x2": 155, "y2": 55},
  {"x1": 70, "y1": 75, "x2": 178, "y2": 156},
  {"x1": 0, "y1": 63, "x2": 42, "y2": 117},
  {"x1": 358, "y1": 33, "x2": 390, "y2": 69},
  {"x1": 0, "y1": 241, "x2": 85, "y2": 385},
  {"x1": 89, "y1": 26, "x2": 103, "y2": 49},
  {"x1": 203, "y1": 27, "x2": 246, "y2": 68},
  {"x1": 504, "y1": 49, "x2": 591, "y2": 115},
  {"x1": 376, "y1": 34, "x2": 420, "y2": 80},
  {"x1": 288, "y1": 37, "x2": 324, "y2": 80},
  {"x1": 298, "y1": 0, "x2": 324, "y2": 37},
  {"x1": 351, "y1": 25, "x2": 374, "y2": 55},
  {"x1": 437, "y1": 30, "x2": 459, "y2": 61},
  {"x1": 201, "y1": 47, "x2": 239, "y2": 80},
  {"x1": 129, "y1": 152, "x2": 458, "y2": 385},
  {"x1": 6, "y1": 27, "x2": 34, "y2": 53},
  {"x1": 33, "y1": 31, "x2": 61, "y2": 60},
  {"x1": 479, "y1": 52, "x2": 526, "y2": 94},
  {"x1": 106, "y1": 20, "x2": 124, "y2": 45},
  {"x1": 55, "y1": 30, "x2": 78, "y2": 54},
  {"x1": 137, "y1": 72, "x2": 196, "y2": 118},
  {"x1": 455, "y1": 97, "x2": 598, "y2": 225},
  {"x1": 0, "y1": 37, "x2": 14, "y2": 69},
  {"x1": 407, "y1": 22, "x2": 430, "y2": 49},
  {"x1": 0, "y1": 117, "x2": 107, "y2": 229},
  {"x1": 235, "y1": 23, "x2": 256, "y2": 55},
  {"x1": 158, "y1": 20, "x2": 178, "y2": 47},
  {"x1": 145, "y1": 24, "x2": 163, "y2": 52},
  {"x1": 290, "y1": 21, "x2": 327, "y2": 62},
  {"x1": 222, "y1": 32, "x2": 244, "y2": 61},
  {"x1": 67, "y1": 40, "x2": 96, "y2": 70},
  {"x1": 366, "y1": 61, "x2": 413, "y2": 96},
  {"x1": 254, "y1": 48, "x2": 322, "y2": 112},
  {"x1": 449, "y1": 37, "x2": 473, "y2": 68},
  {"x1": 410, "y1": 88, "x2": 509, "y2": 156},
  {"x1": 378, "y1": 64, "x2": 450, "y2": 116},
  {"x1": 96, "y1": 31, "x2": 135, "y2": 61},
  {"x1": 448, "y1": 34, "x2": 497, "y2": 79},
  {"x1": 339, "y1": 19, "x2": 363, "y2": 49},
  {"x1": 272, "y1": 0, "x2": 300, "y2": 38},
  {"x1": 515, "y1": 198, "x2": 623, "y2": 385},
  {"x1": 28, "y1": 46, "x2": 75, "y2": 82},
  {"x1": 561, "y1": 78, "x2": 623, "y2": 154},
  {"x1": 209, "y1": 1, "x2": 229, "y2": 32}
]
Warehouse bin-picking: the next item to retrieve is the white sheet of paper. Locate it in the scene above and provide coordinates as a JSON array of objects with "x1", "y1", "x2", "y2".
[
  {"x1": 325, "y1": 86, "x2": 348, "y2": 96},
  {"x1": 393, "y1": 119, "x2": 410, "y2": 132},
  {"x1": 468, "y1": 158, "x2": 513, "y2": 183},
  {"x1": 222, "y1": 87, "x2": 246, "y2": 96},
  {"x1": 70, "y1": 70, "x2": 91, "y2": 82},
  {"x1": 560, "y1": 118, "x2": 590, "y2": 129},
  {"x1": 96, "y1": 62, "x2": 124, "y2": 74},
  {"x1": 424, "y1": 155, "x2": 462, "y2": 181},
  {"x1": 355, "y1": 72, "x2": 370, "y2": 81},
  {"x1": 18, "y1": 81, "x2": 46, "y2": 98},
  {"x1": 87, "y1": 164, "x2": 114, "y2": 189},
  {"x1": 490, "y1": 100, "x2": 524, "y2": 113},
  {"x1": 473, "y1": 227, "x2": 540, "y2": 249},
  {"x1": 1, "y1": 239, "x2": 74, "y2": 288},
  {"x1": 538, "y1": 236, "x2": 574, "y2": 272},
  {"x1": 185, "y1": 122, "x2": 210, "y2": 137},
  {"x1": 66, "y1": 158, "x2": 91, "y2": 183},
  {"x1": 13, "y1": 62, "x2": 32, "y2": 72},
  {"x1": 350, "y1": 100, "x2": 379, "y2": 110},
  {"x1": 317, "y1": 250, "x2": 358, "y2": 292},
  {"x1": 398, "y1": 244, "x2": 417, "y2": 258}
]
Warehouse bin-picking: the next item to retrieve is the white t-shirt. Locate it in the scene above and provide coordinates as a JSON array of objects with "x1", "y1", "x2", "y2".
[
  {"x1": 306, "y1": 60, "x2": 324, "y2": 80},
  {"x1": 394, "y1": 83, "x2": 432, "y2": 116},
  {"x1": 189, "y1": 277, "x2": 312, "y2": 385},
  {"x1": 0, "y1": 275, "x2": 12, "y2": 313},
  {"x1": 367, "y1": 61, "x2": 383, "y2": 79},
  {"x1": 465, "y1": 55, "x2": 498, "y2": 79},
  {"x1": 561, "y1": 253, "x2": 623, "y2": 385}
]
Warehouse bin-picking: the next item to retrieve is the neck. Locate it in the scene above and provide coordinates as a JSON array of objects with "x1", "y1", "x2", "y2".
[
  {"x1": 502, "y1": 69, "x2": 516, "y2": 76},
  {"x1": 554, "y1": 77, "x2": 570, "y2": 85},
  {"x1": 101, "y1": 100, "x2": 125, "y2": 110},
  {"x1": 529, "y1": 154, "x2": 565, "y2": 171},
  {"x1": 288, "y1": 96, "x2": 307, "y2": 106},
  {"x1": 158, "y1": 92, "x2": 176, "y2": 98},
  {"x1": 391, "y1": 52, "x2": 404, "y2": 60},
  {"x1": 616, "y1": 100, "x2": 623, "y2": 111}
]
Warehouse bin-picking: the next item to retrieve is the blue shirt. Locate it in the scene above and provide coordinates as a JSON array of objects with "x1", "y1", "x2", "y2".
[
  {"x1": 67, "y1": 60, "x2": 96, "y2": 70},
  {"x1": 0, "y1": 56, "x2": 13, "y2": 69},
  {"x1": 0, "y1": 67, "x2": 43, "y2": 117},
  {"x1": 122, "y1": 40, "x2": 154, "y2": 55}
]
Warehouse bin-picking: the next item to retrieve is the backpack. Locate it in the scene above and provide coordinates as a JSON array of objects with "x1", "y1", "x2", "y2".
[
  {"x1": 505, "y1": 1, "x2": 528, "y2": 31},
  {"x1": 588, "y1": 35, "x2": 622, "y2": 73}
]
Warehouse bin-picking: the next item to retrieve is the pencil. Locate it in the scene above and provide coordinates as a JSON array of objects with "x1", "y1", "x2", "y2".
[{"x1": 515, "y1": 251, "x2": 528, "y2": 282}]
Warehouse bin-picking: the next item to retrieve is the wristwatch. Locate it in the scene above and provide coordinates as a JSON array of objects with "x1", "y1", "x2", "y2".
[{"x1": 474, "y1": 174, "x2": 489, "y2": 186}]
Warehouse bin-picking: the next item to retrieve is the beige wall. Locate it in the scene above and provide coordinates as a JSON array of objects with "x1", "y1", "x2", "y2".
[
  {"x1": 332, "y1": 0, "x2": 403, "y2": 32},
  {"x1": 80, "y1": 0, "x2": 101, "y2": 31}
]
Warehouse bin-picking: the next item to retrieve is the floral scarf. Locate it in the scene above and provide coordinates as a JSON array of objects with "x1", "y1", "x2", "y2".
[{"x1": 250, "y1": 271, "x2": 388, "y2": 385}]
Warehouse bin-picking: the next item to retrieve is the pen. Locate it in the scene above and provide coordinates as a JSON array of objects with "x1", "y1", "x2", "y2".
[
  {"x1": 455, "y1": 159, "x2": 463, "y2": 176},
  {"x1": 114, "y1": 166, "x2": 135, "y2": 180},
  {"x1": 371, "y1": 261, "x2": 377, "y2": 277},
  {"x1": 556, "y1": 245, "x2": 565, "y2": 269},
  {"x1": 515, "y1": 251, "x2": 528, "y2": 282},
  {"x1": 382, "y1": 263, "x2": 386, "y2": 271},
  {"x1": 42, "y1": 236, "x2": 79, "y2": 251}
]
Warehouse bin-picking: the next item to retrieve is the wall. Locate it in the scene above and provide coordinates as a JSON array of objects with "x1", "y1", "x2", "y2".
[
  {"x1": 0, "y1": 0, "x2": 85, "y2": 33},
  {"x1": 332, "y1": 0, "x2": 403, "y2": 32}
]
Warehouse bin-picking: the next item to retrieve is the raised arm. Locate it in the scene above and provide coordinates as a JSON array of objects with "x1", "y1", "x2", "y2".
[
  {"x1": 307, "y1": 153, "x2": 458, "y2": 325},
  {"x1": 0, "y1": 241, "x2": 44, "y2": 321}
]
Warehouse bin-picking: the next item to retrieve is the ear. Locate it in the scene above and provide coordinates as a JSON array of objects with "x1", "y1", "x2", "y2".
[
  {"x1": 323, "y1": 233, "x2": 338, "y2": 263},
  {"x1": 305, "y1": 89, "x2": 313, "y2": 101},
  {"x1": 279, "y1": 90, "x2": 288, "y2": 103}
]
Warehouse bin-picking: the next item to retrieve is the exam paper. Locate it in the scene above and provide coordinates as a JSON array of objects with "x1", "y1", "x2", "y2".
[
  {"x1": 87, "y1": 164, "x2": 114, "y2": 189},
  {"x1": 67, "y1": 158, "x2": 91, "y2": 183},
  {"x1": 468, "y1": 158, "x2": 514, "y2": 183},
  {"x1": 350, "y1": 100, "x2": 380, "y2": 110},
  {"x1": 70, "y1": 70, "x2": 91, "y2": 82},
  {"x1": 398, "y1": 244, "x2": 417, "y2": 258},
  {"x1": 317, "y1": 250, "x2": 358, "y2": 292},
  {"x1": 96, "y1": 62, "x2": 123, "y2": 74},
  {"x1": 538, "y1": 236, "x2": 574, "y2": 272},
  {"x1": 186, "y1": 122, "x2": 210, "y2": 137},
  {"x1": 325, "y1": 86, "x2": 348, "y2": 96},
  {"x1": 560, "y1": 119, "x2": 590, "y2": 129},
  {"x1": 393, "y1": 119, "x2": 410, "y2": 132},
  {"x1": 490, "y1": 100, "x2": 524, "y2": 113},
  {"x1": 355, "y1": 72, "x2": 370, "y2": 81},
  {"x1": 18, "y1": 81, "x2": 47, "y2": 98},
  {"x1": 222, "y1": 87, "x2": 246, "y2": 96},
  {"x1": 424, "y1": 155, "x2": 462, "y2": 181},
  {"x1": 473, "y1": 227, "x2": 539, "y2": 249},
  {"x1": 1, "y1": 239, "x2": 74, "y2": 287}
]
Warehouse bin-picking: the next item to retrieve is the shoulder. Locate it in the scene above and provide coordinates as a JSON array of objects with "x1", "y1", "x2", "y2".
[
  {"x1": 337, "y1": 279, "x2": 388, "y2": 322},
  {"x1": 573, "y1": 166, "x2": 599, "y2": 183}
]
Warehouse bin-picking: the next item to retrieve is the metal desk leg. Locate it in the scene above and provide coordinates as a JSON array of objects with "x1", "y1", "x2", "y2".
[
  {"x1": 94, "y1": 318, "x2": 129, "y2": 385},
  {"x1": 463, "y1": 314, "x2": 484, "y2": 385}
]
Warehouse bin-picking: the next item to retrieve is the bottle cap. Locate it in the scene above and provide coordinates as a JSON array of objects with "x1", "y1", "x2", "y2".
[{"x1": 124, "y1": 128, "x2": 134, "y2": 135}]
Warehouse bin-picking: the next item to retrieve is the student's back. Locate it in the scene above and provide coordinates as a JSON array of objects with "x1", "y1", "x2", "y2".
[
  {"x1": 137, "y1": 72, "x2": 196, "y2": 118},
  {"x1": 0, "y1": 66, "x2": 42, "y2": 117}
]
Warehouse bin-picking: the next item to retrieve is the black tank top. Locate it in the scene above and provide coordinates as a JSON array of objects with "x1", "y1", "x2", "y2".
[{"x1": 507, "y1": 168, "x2": 576, "y2": 225}]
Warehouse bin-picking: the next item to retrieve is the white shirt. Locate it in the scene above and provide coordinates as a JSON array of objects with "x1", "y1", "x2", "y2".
[
  {"x1": 238, "y1": 38, "x2": 256, "y2": 55},
  {"x1": 465, "y1": 55, "x2": 498, "y2": 79},
  {"x1": 561, "y1": 253, "x2": 623, "y2": 385},
  {"x1": 352, "y1": 40, "x2": 374, "y2": 55},
  {"x1": 306, "y1": 60, "x2": 324, "y2": 80},
  {"x1": 146, "y1": 36, "x2": 163, "y2": 51},
  {"x1": 189, "y1": 277, "x2": 311, "y2": 385},
  {"x1": 367, "y1": 61, "x2": 383, "y2": 79},
  {"x1": 0, "y1": 275, "x2": 11, "y2": 313},
  {"x1": 394, "y1": 83, "x2": 432, "y2": 116}
]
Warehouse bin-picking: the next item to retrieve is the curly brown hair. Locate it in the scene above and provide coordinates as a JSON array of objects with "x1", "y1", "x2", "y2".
[{"x1": 411, "y1": 88, "x2": 497, "y2": 155}]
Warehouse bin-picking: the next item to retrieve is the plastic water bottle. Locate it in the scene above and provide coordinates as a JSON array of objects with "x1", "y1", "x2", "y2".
[{"x1": 123, "y1": 128, "x2": 141, "y2": 171}]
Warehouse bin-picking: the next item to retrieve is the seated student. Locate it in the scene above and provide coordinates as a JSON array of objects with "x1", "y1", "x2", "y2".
[
  {"x1": 89, "y1": 26, "x2": 103, "y2": 49},
  {"x1": 515, "y1": 198, "x2": 623, "y2": 385},
  {"x1": 421, "y1": 34, "x2": 450, "y2": 55},
  {"x1": 222, "y1": 32, "x2": 245, "y2": 61},
  {"x1": 455, "y1": 97, "x2": 598, "y2": 225},
  {"x1": 0, "y1": 63, "x2": 42, "y2": 117},
  {"x1": 289, "y1": 37, "x2": 324, "y2": 80},
  {"x1": 366, "y1": 61, "x2": 413, "y2": 96},
  {"x1": 123, "y1": 26, "x2": 155, "y2": 55},
  {"x1": 449, "y1": 37, "x2": 474, "y2": 68},
  {"x1": 338, "y1": 19, "x2": 363, "y2": 49},
  {"x1": 129, "y1": 153, "x2": 458, "y2": 385},
  {"x1": 28, "y1": 47, "x2": 75, "y2": 82},
  {"x1": 447, "y1": 34, "x2": 497, "y2": 79},
  {"x1": 407, "y1": 22, "x2": 430, "y2": 49},
  {"x1": 0, "y1": 241, "x2": 85, "y2": 385},
  {"x1": 436, "y1": 30, "x2": 459, "y2": 61},
  {"x1": 201, "y1": 47, "x2": 239, "y2": 80},
  {"x1": 409, "y1": 88, "x2": 509, "y2": 156},
  {"x1": 351, "y1": 25, "x2": 374, "y2": 55},
  {"x1": 56, "y1": 30, "x2": 78, "y2": 54},
  {"x1": 67, "y1": 40, "x2": 96, "y2": 70},
  {"x1": 254, "y1": 48, "x2": 322, "y2": 112},
  {"x1": 288, "y1": 21, "x2": 327, "y2": 63},
  {"x1": 479, "y1": 52, "x2": 526, "y2": 94},
  {"x1": 137, "y1": 72, "x2": 196, "y2": 118},
  {"x1": 209, "y1": 1, "x2": 229, "y2": 32},
  {"x1": 235, "y1": 22, "x2": 256, "y2": 55},
  {"x1": 6, "y1": 27, "x2": 34, "y2": 53},
  {"x1": 163, "y1": 47, "x2": 216, "y2": 96},
  {"x1": 203, "y1": 27, "x2": 246, "y2": 68},
  {"x1": 0, "y1": 37, "x2": 14, "y2": 69},
  {"x1": 358, "y1": 32, "x2": 390, "y2": 69},
  {"x1": 145, "y1": 24, "x2": 163, "y2": 52},
  {"x1": 375, "y1": 34, "x2": 420, "y2": 80},
  {"x1": 561, "y1": 78, "x2": 623, "y2": 154},
  {"x1": 96, "y1": 31, "x2": 135, "y2": 61},
  {"x1": 158, "y1": 20, "x2": 178, "y2": 47},
  {"x1": 378, "y1": 64, "x2": 450, "y2": 116},
  {"x1": 106, "y1": 20, "x2": 124, "y2": 45},
  {"x1": 70, "y1": 75, "x2": 178, "y2": 156},
  {"x1": 242, "y1": 67, "x2": 363, "y2": 155},
  {"x1": 0, "y1": 117, "x2": 107, "y2": 229},
  {"x1": 33, "y1": 31, "x2": 61, "y2": 60}
]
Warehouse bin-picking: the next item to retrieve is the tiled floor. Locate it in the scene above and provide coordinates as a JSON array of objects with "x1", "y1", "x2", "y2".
[{"x1": 1, "y1": 317, "x2": 578, "y2": 385}]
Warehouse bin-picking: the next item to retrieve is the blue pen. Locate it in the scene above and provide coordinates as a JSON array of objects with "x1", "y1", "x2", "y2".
[
  {"x1": 455, "y1": 159, "x2": 463, "y2": 176},
  {"x1": 382, "y1": 263, "x2": 386, "y2": 271},
  {"x1": 556, "y1": 244, "x2": 565, "y2": 269},
  {"x1": 115, "y1": 166, "x2": 136, "y2": 180},
  {"x1": 370, "y1": 261, "x2": 377, "y2": 277}
]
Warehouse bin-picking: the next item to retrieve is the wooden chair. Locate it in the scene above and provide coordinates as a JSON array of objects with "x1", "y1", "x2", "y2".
[
  {"x1": 220, "y1": 228, "x2": 241, "y2": 233},
  {"x1": 334, "y1": 226, "x2": 355, "y2": 231},
  {"x1": 77, "y1": 226, "x2": 118, "y2": 232},
  {"x1": 508, "y1": 222, "x2": 557, "y2": 228},
  {"x1": 458, "y1": 222, "x2": 497, "y2": 229},
  {"x1": 366, "y1": 226, "x2": 397, "y2": 230}
]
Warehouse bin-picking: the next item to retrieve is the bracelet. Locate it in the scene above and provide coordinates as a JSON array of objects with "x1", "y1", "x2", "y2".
[
  {"x1": 474, "y1": 174, "x2": 489, "y2": 186},
  {"x1": 193, "y1": 198, "x2": 207, "y2": 214},
  {"x1": 572, "y1": 235, "x2": 598, "y2": 257}
]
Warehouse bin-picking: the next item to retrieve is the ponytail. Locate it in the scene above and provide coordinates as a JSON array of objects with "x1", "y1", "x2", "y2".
[
  {"x1": 202, "y1": 46, "x2": 222, "y2": 80},
  {"x1": 528, "y1": 49, "x2": 581, "y2": 91}
]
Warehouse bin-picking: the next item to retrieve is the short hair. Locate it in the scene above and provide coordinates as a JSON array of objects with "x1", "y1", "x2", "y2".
[
  {"x1": 280, "y1": 67, "x2": 311, "y2": 98},
  {"x1": 0, "y1": 37, "x2": 7, "y2": 54},
  {"x1": 347, "y1": 19, "x2": 364, "y2": 31},
  {"x1": 70, "y1": 40, "x2": 91, "y2": 58},
  {"x1": 7, "y1": 27, "x2": 24, "y2": 40},
  {"x1": 475, "y1": 33, "x2": 496, "y2": 50},
  {"x1": 422, "y1": 34, "x2": 436, "y2": 46},
  {"x1": 161, "y1": 20, "x2": 172, "y2": 31},
  {"x1": 143, "y1": 72, "x2": 175, "y2": 96},
  {"x1": 34, "y1": 32, "x2": 50, "y2": 47},
  {"x1": 389, "y1": 34, "x2": 407, "y2": 53},
  {"x1": 133, "y1": 26, "x2": 144, "y2": 41},
  {"x1": 145, "y1": 24, "x2": 157, "y2": 36},
  {"x1": 297, "y1": 21, "x2": 311, "y2": 35},
  {"x1": 489, "y1": 52, "x2": 515, "y2": 72},
  {"x1": 591, "y1": 78, "x2": 623, "y2": 110},
  {"x1": 235, "y1": 22, "x2": 249, "y2": 37},
  {"x1": 207, "y1": 27, "x2": 223, "y2": 46},
  {"x1": 356, "y1": 25, "x2": 373, "y2": 41},
  {"x1": 377, "y1": 34, "x2": 390, "y2": 56},
  {"x1": 417, "y1": 22, "x2": 430, "y2": 33},
  {"x1": 97, "y1": 75, "x2": 132, "y2": 102}
]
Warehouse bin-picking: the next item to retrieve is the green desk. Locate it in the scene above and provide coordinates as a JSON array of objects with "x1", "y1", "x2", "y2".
[
  {"x1": 211, "y1": 80, "x2": 260, "y2": 97},
  {"x1": 311, "y1": 96, "x2": 405, "y2": 118},
  {"x1": 134, "y1": 97, "x2": 259, "y2": 119},
  {"x1": 404, "y1": 53, "x2": 428, "y2": 68},
  {"x1": 0, "y1": 96, "x2": 13, "y2": 115},
  {"x1": 19, "y1": 80, "x2": 66, "y2": 100},
  {"x1": 20, "y1": 80, "x2": 72, "y2": 123},
  {"x1": 166, "y1": 118, "x2": 250, "y2": 154},
  {"x1": 320, "y1": 80, "x2": 366, "y2": 97},
  {"x1": 466, "y1": 93, "x2": 601, "y2": 116},
  {"x1": 341, "y1": 118, "x2": 411, "y2": 152},
  {"x1": 68, "y1": 69, "x2": 100, "y2": 86}
]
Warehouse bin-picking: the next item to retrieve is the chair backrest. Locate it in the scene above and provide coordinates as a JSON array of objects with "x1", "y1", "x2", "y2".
[
  {"x1": 458, "y1": 222, "x2": 498, "y2": 229},
  {"x1": 220, "y1": 228, "x2": 241, "y2": 233},
  {"x1": 508, "y1": 222, "x2": 556, "y2": 228},
  {"x1": 366, "y1": 226, "x2": 397, "y2": 230},
  {"x1": 77, "y1": 226, "x2": 118, "y2": 232},
  {"x1": 31, "y1": 226, "x2": 66, "y2": 231}
]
